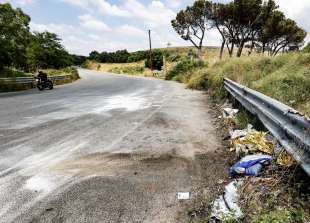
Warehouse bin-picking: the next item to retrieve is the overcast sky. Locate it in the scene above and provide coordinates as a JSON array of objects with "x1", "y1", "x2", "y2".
[{"x1": 4, "y1": 0, "x2": 310, "y2": 56}]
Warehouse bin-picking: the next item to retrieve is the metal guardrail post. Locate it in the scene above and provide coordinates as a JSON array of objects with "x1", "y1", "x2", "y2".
[{"x1": 224, "y1": 78, "x2": 310, "y2": 175}]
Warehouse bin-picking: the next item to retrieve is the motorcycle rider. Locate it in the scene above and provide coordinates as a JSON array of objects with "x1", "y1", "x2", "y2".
[{"x1": 37, "y1": 71, "x2": 48, "y2": 82}]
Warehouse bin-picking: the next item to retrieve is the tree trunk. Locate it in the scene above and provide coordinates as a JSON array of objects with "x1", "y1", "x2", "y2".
[
  {"x1": 219, "y1": 40, "x2": 225, "y2": 60},
  {"x1": 262, "y1": 43, "x2": 266, "y2": 54},
  {"x1": 237, "y1": 41, "x2": 245, "y2": 57},
  {"x1": 226, "y1": 42, "x2": 234, "y2": 57},
  {"x1": 249, "y1": 40, "x2": 255, "y2": 56}
]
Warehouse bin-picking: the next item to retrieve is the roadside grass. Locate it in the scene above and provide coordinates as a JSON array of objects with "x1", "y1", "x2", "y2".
[
  {"x1": 239, "y1": 168, "x2": 309, "y2": 223},
  {"x1": 171, "y1": 52, "x2": 310, "y2": 117},
  {"x1": 210, "y1": 53, "x2": 310, "y2": 117},
  {"x1": 0, "y1": 68, "x2": 31, "y2": 78},
  {"x1": 43, "y1": 67, "x2": 79, "y2": 77}
]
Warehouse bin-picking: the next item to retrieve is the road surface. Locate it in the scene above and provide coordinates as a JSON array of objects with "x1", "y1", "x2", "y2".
[{"x1": 0, "y1": 69, "x2": 222, "y2": 223}]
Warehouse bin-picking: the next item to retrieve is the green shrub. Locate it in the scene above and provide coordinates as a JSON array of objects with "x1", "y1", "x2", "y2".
[
  {"x1": 166, "y1": 53, "x2": 182, "y2": 62},
  {"x1": 0, "y1": 68, "x2": 30, "y2": 78},
  {"x1": 302, "y1": 42, "x2": 310, "y2": 53},
  {"x1": 145, "y1": 50, "x2": 164, "y2": 70},
  {"x1": 252, "y1": 208, "x2": 306, "y2": 223},
  {"x1": 166, "y1": 58, "x2": 206, "y2": 81}
]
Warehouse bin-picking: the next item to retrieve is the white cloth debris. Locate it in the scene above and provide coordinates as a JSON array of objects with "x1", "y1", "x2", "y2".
[
  {"x1": 230, "y1": 124, "x2": 253, "y2": 139},
  {"x1": 211, "y1": 180, "x2": 243, "y2": 221},
  {"x1": 223, "y1": 108, "x2": 239, "y2": 119}
]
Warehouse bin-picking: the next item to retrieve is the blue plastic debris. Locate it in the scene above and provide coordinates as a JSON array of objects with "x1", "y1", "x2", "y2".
[{"x1": 230, "y1": 155, "x2": 272, "y2": 176}]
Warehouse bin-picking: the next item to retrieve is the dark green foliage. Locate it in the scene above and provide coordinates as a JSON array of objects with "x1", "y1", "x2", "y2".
[
  {"x1": 0, "y1": 3, "x2": 84, "y2": 73},
  {"x1": 0, "y1": 68, "x2": 30, "y2": 78},
  {"x1": 26, "y1": 32, "x2": 73, "y2": 71},
  {"x1": 70, "y1": 54, "x2": 87, "y2": 66},
  {"x1": 89, "y1": 51, "x2": 101, "y2": 61},
  {"x1": 166, "y1": 59, "x2": 205, "y2": 80},
  {"x1": 303, "y1": 42, "x2": 310, "y2": 53},
  {"x1": 90, "y1": 50, "x2": 133, "y2": 63},
  {"x1": 171, "y1": 0, "x2": 213, "y2": 54},
  {"x1": 0, "y1": 3, "x2": 31, "y2": 70},
  {"x1": 127, "y1": 51, "x2": 149, "y2": 62},
  {"x1": 89, "y1": 50, "x2": 152, "y2": 64},
  {"x1": 145, "y1": 50, "x2": 164, "y2": 70}
]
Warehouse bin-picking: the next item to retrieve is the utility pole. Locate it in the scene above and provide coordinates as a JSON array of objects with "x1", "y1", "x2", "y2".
[{"x1": 148, "y1": 29, "x2": 153, "y2": 71}]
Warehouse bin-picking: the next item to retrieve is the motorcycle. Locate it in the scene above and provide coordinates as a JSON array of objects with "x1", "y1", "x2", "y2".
[{"x1": 36, "y1": 78, "x2": 54, "y2": 91}]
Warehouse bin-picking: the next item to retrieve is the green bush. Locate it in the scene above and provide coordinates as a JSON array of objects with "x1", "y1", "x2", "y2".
[
  {"x1": 302, "y1": 42, "x2": 310, "y2": 53},
  {"x1": 166, "y1": 58, "x2": 205, "y2": 81},
  {"x1": 145, "y1": 50, "x2": 164, "y2": 70},
  {"x1": 0, "y1": 68, "x2": 30, "y2": 78}
]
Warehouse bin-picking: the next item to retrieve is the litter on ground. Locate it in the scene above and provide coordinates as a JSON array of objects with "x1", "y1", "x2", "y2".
[
  {"x1": 230, "y1": 154, "x2": 273, "y2": 176},
  {"x1": 177, "y1": 192, "x2": 190, "y2": 200},
  {"x1": 211, "y1": 180, "x2": 244, "y2": 221},
  {"x1": 223, "y1": 108, "x2": 239, "y2": 119},
  {"x1": 277, "y1": 150, "x2": 296, "y2": 167},
  {"x1": 230, "y1": 125, "x2": 274, "y2": 157}
]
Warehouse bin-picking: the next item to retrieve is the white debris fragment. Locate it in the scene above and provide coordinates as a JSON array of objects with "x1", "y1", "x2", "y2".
[
  {"x1": 223, "y1": 108, "x2": 239, "y2": 119},
  {"x1": 229, "y1": 124, "x2": 253, "y2": 139},
  {"x1": 211, "y1": 180, "x2": 243, "y2": 221},
  {"x1": 177, "y1": 192, "x2": 190, "y2": 200}
]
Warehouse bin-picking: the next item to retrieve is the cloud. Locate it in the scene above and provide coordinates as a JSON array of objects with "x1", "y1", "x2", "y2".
[
  {"x1": 62, "y1": 0, "x2": 131, "y2": 17},
  {"x1": 30, "y1": 22, "x2": 78, "y2": 35},
  {"x1": 62, "y1": 0, "x2": 175, "y2": 28},
  {"x1": 123, "y1": 0, "x2": 176, "y2": 28},
  {"x1": 15, "y1": 0, "x2": 36, "y2": 6},
  {"x1": 116, "y1": 25, "x2": 146, "y2": 37},
  {"x1": 61, "y1": 0, "x2": 88, "y2": 8},
  {"x1": 78, "y1": 14, "x2": 111, "y2": 31},
  {"x1": 89, "y1": 0, "x2": 131, "y2": 17},
  {"x1": 166, "y1": 0, "x2": 182, "y2": 8}
]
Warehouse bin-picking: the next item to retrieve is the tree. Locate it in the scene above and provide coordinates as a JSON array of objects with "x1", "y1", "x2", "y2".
[
  {"x1": 70, "y1": 54, "x2": 87, "y2": 66},
  {"x1": 210, "y1": 3, "x2": 232, "y2": 59},
  {"x1": 89, "y1": 51, "x2": 101, "y2": 61},
  {"x1": 26, "y1": 32, "x2": 72, "y2": 71},
  {"x1": 171, "y1": 0, "x2": 213, "y2": 56},
  {"x1": 259, "y1": 11, "x2": 306, "y2": 56},
  {"x1": 0, "y1": 3, "x2": 31, "y2": 70}
]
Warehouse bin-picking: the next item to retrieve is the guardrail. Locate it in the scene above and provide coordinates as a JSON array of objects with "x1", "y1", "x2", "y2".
[
  {"x1": 224, "y1": 78, "x2": 310, "y2": 175},
  {"x1": 0, "y1": 75, "x2": 70, "y2": 84}
]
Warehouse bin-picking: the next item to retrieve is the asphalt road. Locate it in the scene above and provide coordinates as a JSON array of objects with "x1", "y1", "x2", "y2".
[{"x1": 0, "y1": 69, "x2": 222, "y2": 223}]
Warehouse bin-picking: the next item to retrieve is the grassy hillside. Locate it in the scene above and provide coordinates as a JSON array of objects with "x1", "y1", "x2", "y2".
[{"x1": 184, "y1": 53, "x2": 310, "y2": 117}]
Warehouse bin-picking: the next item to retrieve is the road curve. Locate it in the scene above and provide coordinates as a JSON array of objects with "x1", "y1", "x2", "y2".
[{"x1": 0, "y1": 69, "x2": 221, "y2": 223}]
